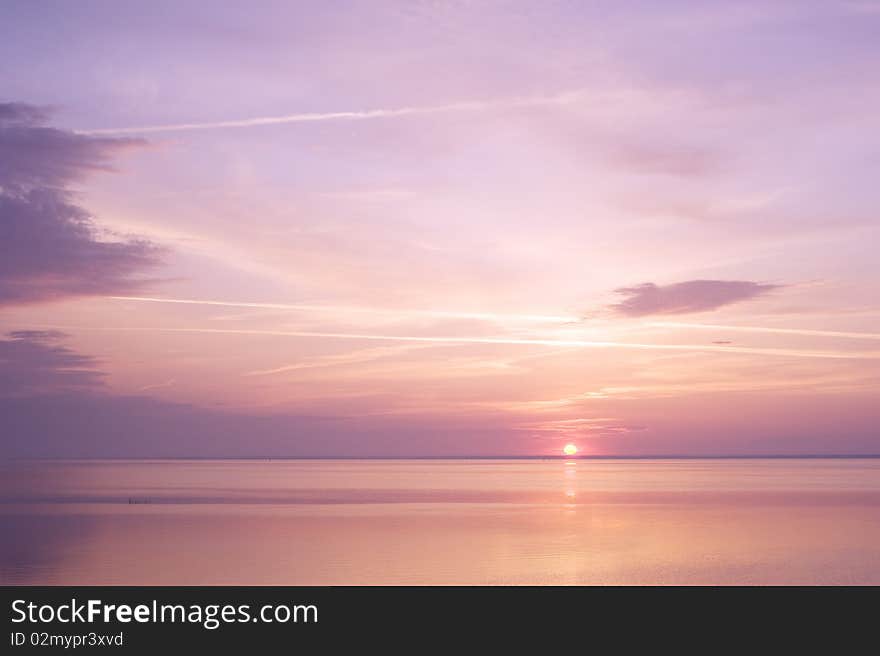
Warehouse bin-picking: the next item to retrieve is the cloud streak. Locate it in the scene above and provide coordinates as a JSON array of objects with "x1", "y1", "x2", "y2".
[
  {"x1": 244, "y1": 344, "x2": 425, "y2": 377},
  {"x1": 108, "y1": 295, "x2": 580, "y2": 323},
  {"x1": 611, "y1": 280, "x2": 781, "y2": 317},
  {"x1": 650, "y1": 322, "x2": 880, "y2": 340},
  {"x1": 43, "y1": 325, "x2": 880, "y2": 360},
  {"x1": 78, "y1": 91, "x2": 582, "y2": 135}
]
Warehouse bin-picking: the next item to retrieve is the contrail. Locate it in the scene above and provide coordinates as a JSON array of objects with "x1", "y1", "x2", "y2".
[
  {"x1": 244, "y1": 344, "x2": 424, "y2": 377},
  {"x1": 77, "y1": 92, "x2": 580, "y2": 135},
  {"x1": 650, "y1": 321, "x2": 880, "y2": 341},
  {"x1": 111, "y1": 326, "x2": 880, "y2": 360},
  {"x1": 108, "y1": 295, "x2": 580, "y2": 324}
]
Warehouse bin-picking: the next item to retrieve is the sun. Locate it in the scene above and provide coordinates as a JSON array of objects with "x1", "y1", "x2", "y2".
[{"x1": 562, "y1": 444, "x2": 578, "y2": 456}]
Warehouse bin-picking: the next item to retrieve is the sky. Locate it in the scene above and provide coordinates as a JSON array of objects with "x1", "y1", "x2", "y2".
[{"x1": 1, "y1": 0, "x2": 879, "y2": 457}]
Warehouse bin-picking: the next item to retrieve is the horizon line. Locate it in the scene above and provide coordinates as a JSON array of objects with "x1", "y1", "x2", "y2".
[{"x1": 9, "y1": 454, "x2": 880, "y2": 462}]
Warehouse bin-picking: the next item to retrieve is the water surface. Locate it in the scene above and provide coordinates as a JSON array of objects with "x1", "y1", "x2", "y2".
[{"x1": 2, "y1": 458, "x2": 879, "y2": 584}]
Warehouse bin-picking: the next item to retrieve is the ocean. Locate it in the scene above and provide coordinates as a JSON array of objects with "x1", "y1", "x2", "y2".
[{"x1": 2, "y1": 458, "x2": 879, "y2": 585}]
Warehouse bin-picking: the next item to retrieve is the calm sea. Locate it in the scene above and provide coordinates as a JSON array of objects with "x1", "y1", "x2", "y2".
[{"x1": 2, "y1": 458, "x2": 879, "y2": 585}]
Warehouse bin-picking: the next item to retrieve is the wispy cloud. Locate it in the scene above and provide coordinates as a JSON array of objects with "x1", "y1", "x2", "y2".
[
  {"x1": 138, "y1": 378, "x2": 176, "y2": 392},
  {"x1": 521, "y1": 417, "x2": 648, "y2": 439},
  {"x1": 244, "y1": 345, "x2": 423, "y2": 377},
  {"x1": 52, "y1": 325, "x2": 880, "y2": 360},
  {"x1": 108, "y1": 296, "x2": 580, "y2": 324},
  {"x1": 78, "y1": 91, "x2": 583, "y2": 135},
  {"x1": 651, "y1": 322, "x2": 880, "y2": 340}
]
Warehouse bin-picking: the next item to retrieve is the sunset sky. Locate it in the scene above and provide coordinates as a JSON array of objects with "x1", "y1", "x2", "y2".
[{"x1": 2, "y1": 0, "x2": 879, "y2": 457}]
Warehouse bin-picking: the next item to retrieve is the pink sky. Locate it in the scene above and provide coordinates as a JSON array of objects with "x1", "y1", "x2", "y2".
[{"x1": 1, "y1": 1, "x2": 879, "y2": 456}]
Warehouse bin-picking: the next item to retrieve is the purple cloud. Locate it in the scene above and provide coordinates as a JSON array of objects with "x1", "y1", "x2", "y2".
[
  {"x1": 0, "y1": 102, "x2": 146, "y2": 190},
  {"x1": 611, "y1": 280, "x2": 780, "y2": 316},
  {"x1": 0, "y1": 331, "x2": 104, "y2": 397},
  {"x1": 0, "y1": 102, "x2": 162, "y2": 305}
]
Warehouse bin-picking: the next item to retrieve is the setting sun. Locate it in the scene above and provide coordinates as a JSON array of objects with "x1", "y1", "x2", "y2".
[{"x1": 563, "y1": 444, "x2": 578, "y2": 456}]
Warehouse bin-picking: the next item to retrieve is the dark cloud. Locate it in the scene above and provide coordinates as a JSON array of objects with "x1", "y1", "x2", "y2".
[
  {"x1": 0, "y1": 101, "x2": 162, "y2": 305},
  {"x1": 0, "y1": 102, "x2": 146, "y2": 190},
  {"x1": 0, "y1": 189, "x2": 161, "y2": 303},
  {"x1": 611, "y1": 280, "x2": 780, "y2": 316},
  {"x1": 0, "y1": 102, "x2": 49, "y2": 126},
  {"x1": 6, "y1": 329, "x2": 68, "y2": 341},
  {"x1": 0, "y1": 331, "x2": 104, "y2": 397}
]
